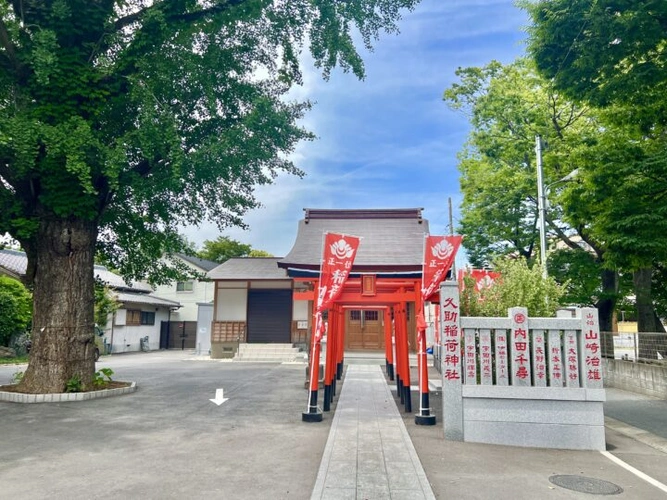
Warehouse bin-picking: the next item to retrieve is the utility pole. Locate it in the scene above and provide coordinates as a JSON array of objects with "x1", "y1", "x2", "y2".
[
  {"x1": 536, "y1": 135, "x2": 548, "y2": 278},
  {"x1": 448, "y1": 197, "x2": 456, "y2": 277}
]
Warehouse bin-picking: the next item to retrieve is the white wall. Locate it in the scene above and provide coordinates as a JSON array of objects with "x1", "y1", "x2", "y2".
[
  {"x1": 106, "y1": 307, "x2": 171, "y2": 353},
  {"x1": 151, "y1": 258, "x2": 215, "y2": 322},
  {"x1": 293, "y1": 300, "x2": 309, "y2": 321},
  {"x1": 216, "y1": 287, "x2": 247, "y2": 321},
  {"x1": 196, "y1": 303, "x2": 214, "y2": 355}
]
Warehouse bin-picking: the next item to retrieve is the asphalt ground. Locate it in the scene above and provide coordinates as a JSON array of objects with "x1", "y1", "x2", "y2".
[
  {"x1": 1, "y1": 351, "x2": 666, "y2": 499},
  {"x1": 401, "y1": 389, "x2": 667, "y2": 499},
  {"x1": 0, "y1": 352, "x2": 334, "y2": 500}
]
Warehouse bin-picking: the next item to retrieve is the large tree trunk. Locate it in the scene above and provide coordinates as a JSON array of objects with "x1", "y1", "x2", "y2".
[
  {"x1": 633, "y1": 267, "x2": 667, "y2": 360},
  {"x1": 596, "y1": 268, "x2": 617, "y2": 358},
  {"x1": 597, "y1": 269, "x2": 617, "y2": 333},
  {"x1": 634, "y1": 268, "x2": 658, "y2": 332},
  {"x1": 18, "y1": 218, "x2": 98, "y2": 393}
]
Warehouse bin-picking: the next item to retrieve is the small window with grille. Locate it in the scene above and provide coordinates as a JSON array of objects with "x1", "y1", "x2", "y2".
[{"x1": 364, "y1": 310, "x2": 379, "y2": 321}]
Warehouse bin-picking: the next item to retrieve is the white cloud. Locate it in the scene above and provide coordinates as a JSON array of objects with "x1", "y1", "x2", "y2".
[{"x1": 183, "y1": 0, "x2": 528, "y2": 259}]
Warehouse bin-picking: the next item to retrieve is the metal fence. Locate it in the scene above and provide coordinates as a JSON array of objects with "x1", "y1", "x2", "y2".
[{"x1": 601, "y1": 331, "x2": 667, "y2": 362}]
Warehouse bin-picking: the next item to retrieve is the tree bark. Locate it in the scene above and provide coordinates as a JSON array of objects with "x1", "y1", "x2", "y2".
[
  {"x1": 596, "y1": 268, "x2": 617, "y2": 358},
  {"x1": 634, "y1": 268, "x2": 657, "y2": 332},
  {"x1": 633, "y1": 267, "x2": 667, "y2": 360},
  {"x1": 596, "y1": 268, "x2": 617, "y2": 333},
  {"x1": 18, "y1": 218, "x2": 98, "y2": 393}
]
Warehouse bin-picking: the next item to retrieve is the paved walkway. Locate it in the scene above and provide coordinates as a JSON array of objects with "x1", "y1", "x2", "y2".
[{"x1": 311, "y1": 364, "x2": 435, "y2": 500}]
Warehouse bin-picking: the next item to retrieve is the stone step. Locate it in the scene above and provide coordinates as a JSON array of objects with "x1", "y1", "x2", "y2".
[{"x1": 234, "y1": 343, "x2": 304, "y2": 362}]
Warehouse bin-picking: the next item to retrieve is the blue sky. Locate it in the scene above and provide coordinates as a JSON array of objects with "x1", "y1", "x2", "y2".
[{"x1": 185, "y1": 0, "x2": 529, "y2": 262}]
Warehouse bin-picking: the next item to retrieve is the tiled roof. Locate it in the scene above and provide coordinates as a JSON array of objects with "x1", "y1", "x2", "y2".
[
  {"x1": 114, "y1": 291, "x2": 181, "y2": 308},
  {"x1": 0, "y1": 249, "x2": 151, "y2": 292},
  {"x1": 0, "y1": 249, "x2": 26, "y2": 277},
  {"x1": 175, "y1": 253, "x2": 220, "y2": 272},
  {"x1": 207, "y1": 257, "x2": 288, "y2": 280},
  {"x1": 278, "y1": 208, "x2": 429, "y2": 271},
  {"x1": 94, "y1": 265, "x2": 152, "y2": 292}
]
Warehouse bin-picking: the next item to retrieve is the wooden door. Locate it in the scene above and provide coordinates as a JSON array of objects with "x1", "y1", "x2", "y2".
[{"x1": 345, "y1": 309, "x2": 384, "y2": 350}]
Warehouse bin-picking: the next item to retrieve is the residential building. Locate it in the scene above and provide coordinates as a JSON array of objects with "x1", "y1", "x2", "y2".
[
  {"x1": 150, "y1": 253, "x2": 218, "y2": 322},
  {"x1": 0, "y1": 249, "x2": 180, "y2": 354}
]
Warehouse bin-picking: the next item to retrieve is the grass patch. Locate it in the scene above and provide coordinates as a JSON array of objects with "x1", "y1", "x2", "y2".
[{"x1": 0, "y1": 356, "x2": 29, "y2": 365}]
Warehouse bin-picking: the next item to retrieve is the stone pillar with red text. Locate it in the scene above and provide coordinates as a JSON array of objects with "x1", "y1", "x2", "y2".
[
  {"x1": 580, "y1": 307, "x2": 603, "y2": 388},
  {"x1": 440, "y1": 281, "x2": 463, "y2": 440}
]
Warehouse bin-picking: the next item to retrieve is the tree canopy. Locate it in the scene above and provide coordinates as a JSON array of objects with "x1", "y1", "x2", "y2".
[
  {"x1": 197, "y1": 235, "x2": 272, "y2": 262},
  {"x1": 460, "y1": 257, "x2": 565, "y2": 318},
  {"x1": 523, "y1": 0, "x2": 667, "y2": 128},
  {"x1": 0, "y1": 0, "x2": 420, "y2": 392},
  {"x1": 443, "y1": 58, "x2": 630, "y2": 331},
  {"x1": 524, "y1": 0, "x2": 667, "y2": 332}
]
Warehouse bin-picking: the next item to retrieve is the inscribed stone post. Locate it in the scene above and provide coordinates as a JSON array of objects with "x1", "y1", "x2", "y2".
[
  {"x1": 548, "y1": 330, "x2": 563, "y2": 387},
  {"x1": 509, "y1": 307, "x2": 531, "y2": 387},
  {"x1": 464, "y1": 329, "x2": 477, "y2": 385},
  {"x1": 580, "y1": 307, "x2": 603, "y2": 388},
  {"x1": 564, "y1": 330, "x2": 580, "y2": 388},
  {"x1": 532, "y1": 330, "x2": 547, "y2": 387},
  {"x1": 479, "y1": 329, "x2": 493, "y2": 385},
  {"x1": 440, "y1": 281, "x2": 463, "y2": 441},
  {"x1": 494, "y1": 329, "x2": 509, "y2": 386}
]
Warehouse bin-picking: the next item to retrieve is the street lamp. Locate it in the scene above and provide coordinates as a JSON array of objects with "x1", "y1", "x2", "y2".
[{"x1": 535, "y1": 135, "x2": 579, "y2": 278}]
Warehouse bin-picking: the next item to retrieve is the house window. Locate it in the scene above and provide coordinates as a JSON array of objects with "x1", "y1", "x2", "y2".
[
  {"x1": 141, "y1": 311, "x2": 156, "y2": 326},
  {"x1": 126, "y1": 310, "x2": 141, "y2": 326},
  {"x1": 126, "y1": 310, "x2": 155, "y2": 326},
  {"x1": 350, "y1": 310, "x2": 361, "y2": 321},
  {"x1": 176, "y1": 281, "x2": 194, "y2": 292}
]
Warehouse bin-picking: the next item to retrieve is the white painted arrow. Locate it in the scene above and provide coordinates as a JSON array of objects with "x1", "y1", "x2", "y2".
[{"x1": 209, "y1": 388, "x2": 229, "y2": 406}]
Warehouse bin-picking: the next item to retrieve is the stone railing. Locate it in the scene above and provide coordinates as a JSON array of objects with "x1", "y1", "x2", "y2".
[{"x1": 439, "y1": 281, "x2": 606, "y2": 451}]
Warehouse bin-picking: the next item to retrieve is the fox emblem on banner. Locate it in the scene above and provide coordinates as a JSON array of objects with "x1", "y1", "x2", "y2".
[
  {"x1": 314, "y1": 233, "x2": 361, "y2": 341},
  {"x1": 421, "y1": 235, "x2": 463, "y2": 301}
]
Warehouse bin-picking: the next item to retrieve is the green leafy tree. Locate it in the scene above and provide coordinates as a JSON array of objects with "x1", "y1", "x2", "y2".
[
  {"x1": 563, "y1": 119, "x2": 667, "y2": 333},
  {"x1": 524, "y1": 2, "x2": 667, "y2": 333},
  {"x1": 0, "y1": 276, "x2": 32, "y2": 346},
  {"x1": 460, "y1": 257, "x2": 565, "y2": 317},
  {"x1": 198, "y1": 236, "x2": 251, "y2": 263},
  {"x1": 94, "y1": 284, "x2": 118, "y2": 330},
  {"x1": 523, "y1": 0, "x2": 667, "y2": 129},
  {"x1": 248, "y1": 249, "x2": 273, "y2": 258},
  {"x1": 444, "y1": 58, "x2": 620, "y2": 330},
  {"x1": 0, "y1": 0, "x2": 420, "y2": 393}
]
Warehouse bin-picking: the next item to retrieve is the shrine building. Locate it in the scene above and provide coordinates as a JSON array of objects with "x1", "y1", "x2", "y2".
[{"x1": 206, "y1": 208, "x2": 430, "y2": 357}]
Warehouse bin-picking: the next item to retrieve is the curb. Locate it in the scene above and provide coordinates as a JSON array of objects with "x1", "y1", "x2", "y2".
[
  {"x1": 0, "y1": 381, "x2": 137, "y2": 403},
  {"x1": 605, "y1": 416, "x2": 667, "y2": 454}
]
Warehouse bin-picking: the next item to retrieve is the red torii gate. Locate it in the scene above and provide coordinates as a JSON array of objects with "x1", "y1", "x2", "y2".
[{"x1": 298, "y1": 276, "x2": 429, "y2": 422}]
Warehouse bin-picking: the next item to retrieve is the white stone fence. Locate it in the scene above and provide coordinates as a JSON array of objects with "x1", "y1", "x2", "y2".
[{"x1": 439, "y1": 281, "x2": 606, "y2": 451}]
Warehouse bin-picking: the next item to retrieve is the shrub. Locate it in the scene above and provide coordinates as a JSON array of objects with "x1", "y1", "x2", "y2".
[{"x1": 0, "y1": 276, "x2": 32, "y2": 346}]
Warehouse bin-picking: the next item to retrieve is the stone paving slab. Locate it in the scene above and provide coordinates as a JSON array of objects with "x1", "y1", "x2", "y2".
[{"x1": 311, "y1": 365, "x2": 435, "y2": 500}]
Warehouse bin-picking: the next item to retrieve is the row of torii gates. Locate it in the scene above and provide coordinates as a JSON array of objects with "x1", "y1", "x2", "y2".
[{"x1": 297, "y1": 275, "x2": 437, "y2": 425}]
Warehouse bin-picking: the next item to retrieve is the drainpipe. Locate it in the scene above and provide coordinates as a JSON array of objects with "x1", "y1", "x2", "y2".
[{"x1": 109, "y1": 312, "x2": 115, "y2": 355}]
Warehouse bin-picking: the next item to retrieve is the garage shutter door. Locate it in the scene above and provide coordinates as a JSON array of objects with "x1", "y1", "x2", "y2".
[{"x1": 247, "y1": 289, "x2": 292, "y2": 343}]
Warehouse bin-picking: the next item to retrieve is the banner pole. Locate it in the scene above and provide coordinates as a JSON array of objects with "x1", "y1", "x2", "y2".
[
  {"x1": 417, "y1": 237, "x2": 434, "y2": 423},
  {"x1": 303, "y1": 232, "x2": 327, "y2": 422}
]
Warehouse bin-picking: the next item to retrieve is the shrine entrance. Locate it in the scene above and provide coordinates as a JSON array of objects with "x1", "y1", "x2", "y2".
[{"x1": 345, "y1": 309, "x2": 384, "y2": 350}]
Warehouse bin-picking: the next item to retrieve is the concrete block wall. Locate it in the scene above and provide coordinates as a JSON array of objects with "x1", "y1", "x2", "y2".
[
  {"x1": 460, "y1": 386, "x2": 606, "y2": 451},
  {"x1": 603, "y1": 359, "x2": 667, "y2": 399}
]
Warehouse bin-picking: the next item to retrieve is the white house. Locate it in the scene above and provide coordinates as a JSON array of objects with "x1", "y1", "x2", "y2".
[
  {"x1": 151, "y1": 253, "x2": 218, "y2": 322},
  {"x1": 0, "y1": 249, "x2": 181, "y2": 354}
]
